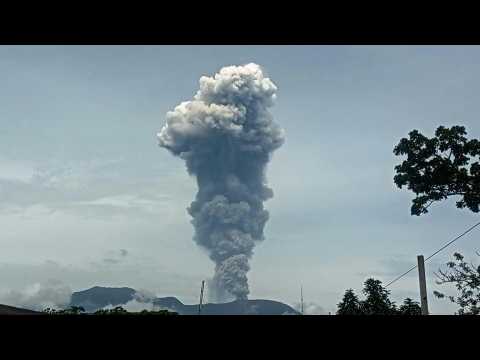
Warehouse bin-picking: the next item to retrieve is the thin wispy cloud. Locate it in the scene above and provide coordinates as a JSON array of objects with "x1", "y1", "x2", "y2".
[{"x1": 0, "y1": 159, "x2": 178, "y2": 219}]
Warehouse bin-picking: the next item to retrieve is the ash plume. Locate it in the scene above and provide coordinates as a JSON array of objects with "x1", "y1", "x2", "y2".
[{"x1": 157, "y1": 63, "x2": 284, "y2": 302}]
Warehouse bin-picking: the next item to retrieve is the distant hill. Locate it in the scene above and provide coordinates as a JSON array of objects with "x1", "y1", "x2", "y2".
[
  {"x1": 153, "y1": 297, "x2": 300, "y2": 315},
  {"x1": 70, "y1": 286, "x2": 136, "y2": 312},
  {"x1": 0, "y1": 304, "x2": 43, "y2": 315},
  {"x1": 70, "y1": 286, "x2": 300, "y2": 315}
]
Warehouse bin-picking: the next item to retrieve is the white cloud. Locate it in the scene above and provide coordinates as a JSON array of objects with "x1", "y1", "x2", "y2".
[
  {"x1": 74, "y1": 194, "x2": 169, "y2": 214},
  {"x1": 0, "y1": 158, "x2": 179, "y2": 219},
  {"x1": 0, "y1": 258, "x2": 205, "y2": 307},
  {"x1": 0, "y1": 279, "x2": 72, "y2": 311},
  {"x1": 293, "y1": 301, "x2": 328, "y2": 315},
  {"x1": 0, "y1": 157, "x2": 35, "y2": 182},
  {"x1": 102, "y1": 289, "x2": 162, "y2": 312}
]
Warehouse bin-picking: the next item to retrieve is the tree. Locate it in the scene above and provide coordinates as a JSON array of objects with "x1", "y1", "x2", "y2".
[
  {"x1": 94, "y1": 306, "x2": 129, "y2": 315},
  {"x1": 66, "y1": 306, "x2": 86, "y2": 315},
  {"x1": 393, "y1": 125, "x2": 480, "y2": 216},
  {"x1": 336, "y1": 289, "x2": 362, "y2": 315},
  {"x1": 42, "y1": 305, "x2": 178, "y2": 315},
  {"x1": 360, "y1": 278, "x2": 398, "y2": 315},
  {"x1": 93, "y1": 307, "x2": 178, "y2": 315},
  {"x1": 336, "y1": 278, "x2": 420, "y2": 315},
  {"x1": 43, "y1": 306, "x2": 85, "y2": 315},
  {"x1": 398, "y1": 298, "x2": 422, "y2": 315},
  {"x1": 139, "y1": 309, "x2": 178, "y2": 315},
  {"x1": 433, "y1": 252, "x2": 480, "y2": 315},
  {"x1": 393, "y1": 125, "x2": 480, "y2": 315}
]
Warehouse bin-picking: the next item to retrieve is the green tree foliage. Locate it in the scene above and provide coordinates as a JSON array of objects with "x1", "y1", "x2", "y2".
[
  {"x1": 43, "y1": 305, "x2": 178, "y2": 315},
  {"x1": 138, "y1": 309, "x2": 178, "y2": 316},
  {"x1": 337, "y1": 278, "x2": 421, "y2": 315},
  {"x1": 94, "y1": 306, "x2": 178, "y2": 315},
  {"x1": 361, "y1": 278, "x2": 398, "y2": 315},
  {"x1": 398, "y1": 298, "x2": 422, "y2": 315},
  {"x1": 393, "y1": 125, "x2": 480, "y2": 216},
  {"x1": 336, "y1": 289, "x2": 362, "y2": 315},
  {"x1": 94, "y1": 306, "x2": 129, "y2": 315},
  {"x1": 433, "y1": 252, "x2": 480, "y2": 315},
  {"x1": 43, "y1": 306, "x2": 86, "y2": 315}
]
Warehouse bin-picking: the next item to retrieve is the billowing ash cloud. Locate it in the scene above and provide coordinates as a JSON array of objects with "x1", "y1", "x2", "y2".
[
  {"x1": 158, "y1": 63, "x2": 284, "y2": 302},
  {"x1": 0, "y1": 280, "x2": 72, "y2": 311}
]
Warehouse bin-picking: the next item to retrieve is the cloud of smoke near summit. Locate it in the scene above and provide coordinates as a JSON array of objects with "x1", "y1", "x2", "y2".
[{"x1": 157, "y1": 63, "x2": 284, "y2": 302}]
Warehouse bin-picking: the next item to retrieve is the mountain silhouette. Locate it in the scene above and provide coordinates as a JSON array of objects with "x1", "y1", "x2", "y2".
[
  {"x1": 70, "y1": 286, "x2": 300, "y2": 315},
  {"x1": 70, "y1": 286, "x2": 136, "y2": 312},
  {"x1": 0, "y1": 304, "x2": 43, "y2": 315},
  {"x1": 153, "y1": 297, "x2": 300, "y2": 315}
]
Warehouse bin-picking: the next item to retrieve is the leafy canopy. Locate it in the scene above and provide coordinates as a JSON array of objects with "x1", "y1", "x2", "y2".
[
  {"x1": 434, "y1": 252, "x2": 480, "y2": 315},
  {"x1": 43, "y1": 306, "x2": 86, "y2": 315},
  {"x1": 361, "y1": 278, "x2": 398, "y2": 315},
  {"x1": 393, "y1": 125, "x2": 480, "y2": 215},
  {"x1": 336, "y1": 278, "x2": 421, "y2": 315},
  {"x1": 336, "y1": 289, "x2": 362, "y2": 315},
  {"x1": 43, "y1": 305, "x2": 178, "y2": 315},
  {"x1": 398, "y1": 298, "x2": 422, "y2": 315}
]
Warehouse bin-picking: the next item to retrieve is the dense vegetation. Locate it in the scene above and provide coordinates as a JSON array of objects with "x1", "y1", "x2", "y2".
[
  {"x1": 433, "y1": 252, "x2": 480, "y2": 315},
  {"x1": 43, "y1": 305, "x2": 178, "y2": 315},
  {"x1": 336, "y1": 278, "x2": 421, "y2": 315},
  {"x1": 394, "y1": 125, "x2": 480, "y2": 216},
  {"x1": 394, "y1": 125, "x2": 480, "y2": 315}
]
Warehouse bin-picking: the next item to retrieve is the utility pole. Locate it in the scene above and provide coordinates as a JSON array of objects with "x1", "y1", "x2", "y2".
[
  {"x1": 300, "y1": 285, "x2": 304, "y2": 315},
  {"x1": 417, "y1": 255, "x2": 429, "y2": 315},
  {"x1": 198, "y1": 280, "x2": 205, "y2": 315}
]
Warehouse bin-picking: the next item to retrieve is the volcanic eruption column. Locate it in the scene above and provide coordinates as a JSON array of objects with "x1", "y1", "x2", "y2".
[{"x1": 158, "y1": 64, "x2": 284, "y2": 302}]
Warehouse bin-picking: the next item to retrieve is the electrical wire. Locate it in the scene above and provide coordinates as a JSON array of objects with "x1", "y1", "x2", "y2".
[{"x1": 384, "y1": 220, "x2": 480, "y2": 288}]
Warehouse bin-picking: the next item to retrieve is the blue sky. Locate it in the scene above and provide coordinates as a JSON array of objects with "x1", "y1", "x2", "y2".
[{"x1": 1, "y1": 45, "x2": 480, "y2": 314}]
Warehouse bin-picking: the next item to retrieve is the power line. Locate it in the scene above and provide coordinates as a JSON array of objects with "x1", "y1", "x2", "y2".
[
  {"x1": 424, "y1": 221, "x2": 480, "y2": 262},
  {"x1": 384, "y1": 264, "x2": 418, "y2": 288},
  {"x1": 385, "y1": 220, "x2": 480, "y2": 288}
]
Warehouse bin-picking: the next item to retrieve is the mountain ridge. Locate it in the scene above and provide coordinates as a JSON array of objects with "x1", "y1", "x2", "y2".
[
  {"x1": 70, "y1": 286, "x2": 300, "y2": 315},
  {"x1": 0, "y1": 304, "x2": 43, "y2": 315}
]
